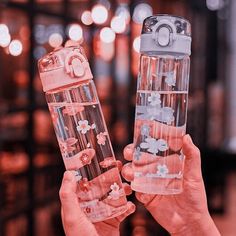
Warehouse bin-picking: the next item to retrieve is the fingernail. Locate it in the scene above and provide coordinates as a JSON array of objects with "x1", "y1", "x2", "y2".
[
  {"x1": 185, "y1": 134, "x2": 193, "y2": 144},
  {"x1": 126, "y1": 144, "x2": 134, "y2": 152},
  {"x1": 64, "y1": 171, "x2": 74, "y2": 181}
]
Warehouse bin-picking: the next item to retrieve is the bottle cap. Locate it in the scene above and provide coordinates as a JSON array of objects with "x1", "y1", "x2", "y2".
[
  {"x1": 140, "y1": 15, "x2": 191, "y2": 55},
  {"x1": 38, "y1": 45, "x2": 93, "y2": 92}
]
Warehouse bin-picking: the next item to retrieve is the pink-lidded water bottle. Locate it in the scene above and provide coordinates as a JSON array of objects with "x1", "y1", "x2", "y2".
[
  {"x1": 132, "y1": 15, "x2": 191, "y2": 194},
  {"x1": 38, "y1": 45, "x2": 127, "y2": 222}
]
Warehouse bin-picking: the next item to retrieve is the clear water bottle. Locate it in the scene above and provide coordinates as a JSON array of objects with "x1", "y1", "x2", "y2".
[
  {"x1": 132, "y1": 15, "x2": 191, "y2": 194},
  {"x1": 38, "y1": 46, "x2": 127, "y2": 222}
]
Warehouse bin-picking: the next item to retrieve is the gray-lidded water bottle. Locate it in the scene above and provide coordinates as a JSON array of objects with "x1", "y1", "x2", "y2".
[{"x1": 132, "y1": 15, "x2": 191, "y2": 194}]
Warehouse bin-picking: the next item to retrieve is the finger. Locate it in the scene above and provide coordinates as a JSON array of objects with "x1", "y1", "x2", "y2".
[
  {"x1": 182, "y1": 134, "x2": 202, "y2": 182},
  {"x1": 115, "y1": 201, "x2": 136, "y2": 222},
  {"x1": 59, "y1": 171, "x2": 96, "y2": 236},
  {"x1": 135, "y1": 192, "x2": 158, "y2": 207},
  {"x1": 123, "y1": 144, "x2": 134, "y2": 161},
  {"x1": 121, "y1": 163, "x2": 134, "y2": 182},
  {"x1": 122, "y1": 183, "x2": 132, "y2": 196},
  {"x1": 116, "y1": 160, "x2": 123, "y2": 172}
]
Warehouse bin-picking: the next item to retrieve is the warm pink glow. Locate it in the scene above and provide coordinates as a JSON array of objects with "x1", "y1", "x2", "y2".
[
  {"x1": 81, "y1": 11, "x2": 93, "y2": 25},
  {"x1": 91, "y1": 5, "x2": 108, "y2": 25}
]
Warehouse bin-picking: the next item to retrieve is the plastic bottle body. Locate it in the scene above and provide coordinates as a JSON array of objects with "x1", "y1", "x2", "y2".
[
  {"x1": 45, "y1": 80, "x2": 127, "y2": 221},
  {"x1": 131, "y1": 53, "x2": 190, "y2": 194},
  {"x1": 38, "y1": 46, "x2": 127, "y2": 222}
]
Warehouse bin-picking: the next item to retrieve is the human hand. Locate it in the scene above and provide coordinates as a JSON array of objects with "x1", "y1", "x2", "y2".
[
  {"x1": 122, "y1": 134, "x2": 221, "y2": 235},
  {"x1": 59, "y1": 171, "x2": 135, "y2": 236}
]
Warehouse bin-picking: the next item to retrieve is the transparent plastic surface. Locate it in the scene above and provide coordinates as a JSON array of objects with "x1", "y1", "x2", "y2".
[
  {"x1": 142, "y1": 15, "x2": 191, "y2": 36},
  {"x1": 131, "y1": 54, "x2": 190, "y2": 194},
  {"x1": 46, "y1": 80, "x2": 127, "y2": 222}
]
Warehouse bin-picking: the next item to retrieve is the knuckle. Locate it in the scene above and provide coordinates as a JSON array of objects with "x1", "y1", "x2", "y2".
[{"x1": 64, "y1": 215, "x2": 78, "y2": 228}]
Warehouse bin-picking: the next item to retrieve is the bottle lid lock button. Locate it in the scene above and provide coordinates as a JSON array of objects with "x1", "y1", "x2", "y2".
[
  {"x1": 157, "y1": 26, "x2": 170, "y2": 47},
  {"x1": 151, "y1": 19, "x2": 177, "y2": 47}
]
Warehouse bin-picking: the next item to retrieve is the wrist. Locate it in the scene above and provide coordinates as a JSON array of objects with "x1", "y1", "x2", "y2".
[{"x1": 171, "y1": 213, "x2": 220, "y2": 236}]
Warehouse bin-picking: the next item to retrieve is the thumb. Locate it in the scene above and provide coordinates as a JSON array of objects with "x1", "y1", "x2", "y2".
[
  {"x1": 115, "y1": 201, "x2": 136, "y2": 222},
  {"x1": 182, "y1": 135, "x2": 202, "y2": 182},
  {"x1": 59, "y1": 171, "x2": 98, "y2": 236}
]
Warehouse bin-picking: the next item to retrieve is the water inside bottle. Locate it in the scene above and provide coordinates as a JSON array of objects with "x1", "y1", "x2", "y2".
[
  {"x1": 47, "y1": 99, "x2": 127, "y2": 222},
  {"x1": 132, "y1": 90, "x2": 187, "y2": 194}
]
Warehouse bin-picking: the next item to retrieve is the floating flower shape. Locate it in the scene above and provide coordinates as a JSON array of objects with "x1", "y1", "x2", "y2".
[
  {"x1": 80, "y1": 153, "x2": 92, "y2": 165},
  {"x1": 108, "y1": 182, "x2": 123, "y2": 200},
  {"x1": 77, "y1": 120, "x2": 96, "y2": 134},
  {"x1": 85, "y1": 207, "x2": 91, "y2": 214},
  {"x1": 161, "y1": 107, "x2": 175, "y2": 124},
  {"x1": 63, "y1": 104, "x2": 84, "y2": 116},
  {"x1": 156, "y1": 138, "x2": 169, "y2": 152},
  {"x1": 99, "y1": 157, "x2": 116, "y2": 168},
  {"x1": 134, "y1": 147, "x2": 141, "y2": 161},
  {"x1": 140, "y1": 137, "x2": 168, "y2": 155},
  {"x1": 59, "y1": 138, "x2": 78, "y2": 154},
  {"x1": 136, "y1": 105, "x2": 161, "y2": 120},
  {"x1": 148, "y1": 92, "x2": 161, "y2": 106},
  {"x1": 165, "y1": 71, "x2": 176, "y2": 86},
  {"x1": 140, "y1": 124, "x2": 150, "y2": 136},
  {"x1": 156, "y1": 164, "x2": 169, "y2": 177},
  {"x1": 79, "y1": 178, "x2": 90, "y2": 192},
  {"x1": 96, "y1": 132, "x2": 107, "y2": 145},
  {"x1": 110, "y1": 182, "x2": 120, "y2": 192}
]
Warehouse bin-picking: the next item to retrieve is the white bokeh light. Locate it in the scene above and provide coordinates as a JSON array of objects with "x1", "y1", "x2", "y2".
[
  {"x1": 100, "y1": 27, "x2": 116, "y2": 43},
  {"x1": 132, "y1": 3, "x2": 153, "y2": 24},
  {"x1": 0, "y1": 24, "x2": 11, "y2": 47},
  {"x1": 48, "y1": 33, "x2": 63, "y2": 48},
  {"x1": 68, "y1": 24, "x2": 83, "y2": 41},
  {"x1": 0, "y1": 24, "x2": 9, "y2": 35},
  {"x1": 111, "y1": 16, "x2": 126, "y2": 34},
  {"x1": 0, "y1": 33, "x2": 11, "y2": 47},
  {"x1": 116, "y1": 6, "x2": 130, "y2": 24},
  {"x1": 9, "y1": 40, "x2": 23, "y2": 56},
  {"x1": 206, "y1": 0, "x2": 224, "y2": 11},
  {"x1": 81, "y1": 10, "x2": 93, "y2": 25},
  {"x1": 91, "y1": 5, "x2": 108, "y2": 25},
  {"x1": 133, "y1": 36, "x2": 141, "y2": 53}
]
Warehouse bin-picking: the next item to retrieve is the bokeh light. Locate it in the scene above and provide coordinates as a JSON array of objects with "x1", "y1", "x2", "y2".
[
  {"x1": 116, "y1": 5, "x2": 130, "y2": 24},
  {"x1": 100, "y1": 27, "x2": 116, "y2": 43},
  {"x1": 0, "y1": 24, "x2": 11, "y2": 47},
  {"x1": 206, "y1": 0, "x2": 224, "y2": 11},
  {"x1": 81, "y1": 10, "x2": 93, "y2": 25},
  {"x1": 68, "y1": 24, "x2": 83, "y2": 41},
  {"x1": 0, "y1": 24, "x2": 9, "y2": 35},
  {"x1": 91, "y1": 5, "x2": 108, "y2": 25},
  {"x1": 0, "y1": 33, "x2": 11, "y2": 47},
  {"x1": 48, "y1": 33, "x2": 63, "y2": 48},
  {"x1": 111, "y1": 16, "x2": 126, "y2": 34},
  {"x1": 133, "y1": 36, "x2": 141, "y2": 53},
  {"x1": 9, "y1": 40, "x2": 23, "y2": 56},
  {"x1": 34, "y1": 46, "x2": 47, "y2": 59},
  {"x1": 132, "y1": 3, "x2": 153, "y2": 24}
]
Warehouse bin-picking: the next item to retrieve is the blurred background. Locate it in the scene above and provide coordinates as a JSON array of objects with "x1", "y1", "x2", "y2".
[{"x1": 0, "y1": 0, "x2": 236, "y2": 235}]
